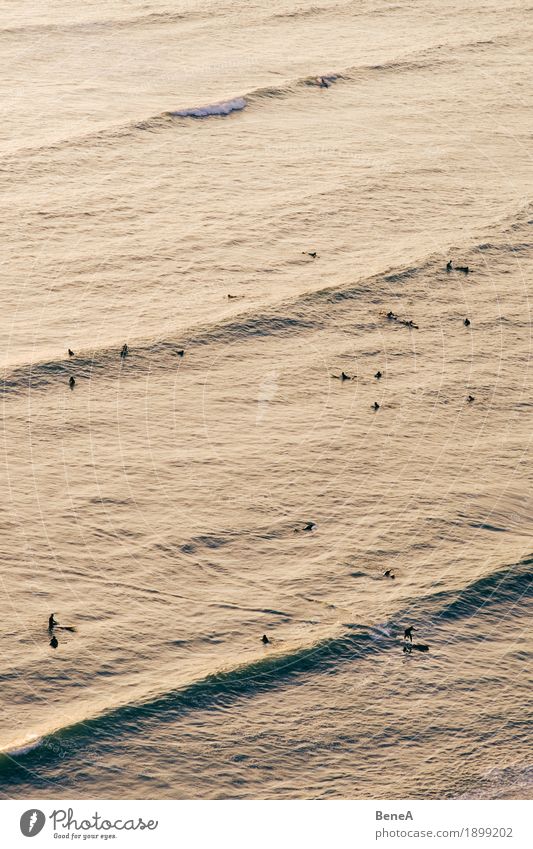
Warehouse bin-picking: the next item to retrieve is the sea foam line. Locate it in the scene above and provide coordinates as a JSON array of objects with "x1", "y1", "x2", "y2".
[{"x1": 169, "y1": 97, "x2": 247, "y2": 119}]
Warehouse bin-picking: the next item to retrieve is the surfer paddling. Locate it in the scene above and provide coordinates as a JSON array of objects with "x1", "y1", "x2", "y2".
[{"x1": 385, "y1": 311, "x2": 418, "y2": 328}]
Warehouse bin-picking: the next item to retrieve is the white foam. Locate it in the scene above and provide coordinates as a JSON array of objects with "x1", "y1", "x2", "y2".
[
  {"x1": 3, "y1": 736, "x2": 43, "y2": 757},
  {"x1": 171, "y1": 97, "x2": 247, "y2": 119}
]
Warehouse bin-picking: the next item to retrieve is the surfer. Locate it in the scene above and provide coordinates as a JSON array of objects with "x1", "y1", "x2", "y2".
[
  {"x1": 375, "y1": 371, "x2": 382, "y2": 380},
  {"x1": 386, "y1": 311, "x2": 397, "y2": 320},
  {"x1": 332, "y1": 372, "x2": 351, "y2": 381},
  {"x1": 176, "y1": 349, "x2": 185, "y2": 357},
  {"x1": 464, "y1": 318, "x2": 471, "y2": 326},
  {"x1": 404, "y1": 626, "x2": 415, "y2": 642},
  {"x1": 302, "y1": 251, "x2": 318, "y2": 258},
  {"x1": 48, "y1": 613, "x2": 58, "y2": 631},
  {"x1": 120, "y1": 343, "x2": 129, "y2": 359},
  {"x1": 383, "y1": 569, "x2": 395, "y2": 579},
  {"x1": 69, "y1": 376, "x2": 75, "y2": 390},
  {"x1": 446, "y1": 260, "x2": 453, "y2": 272},
  {"x1": 467, "y1": 395, "x2": 475, "y2": 403},
  {"x1": 68, "y1": 348, "x2": 75, "y2": 357},
  {"x1": 50, "y1": 635, "x2": 58, "y2": 649},
  {"x1": 261, "y1": 634, "x2": 270, "y2": 645},
  {"x1": 295, "y1": 522, "x2": 316, "y2": 532},
  {"x1": 372, "y1": 401, "x2": 380, "y2": 411}
]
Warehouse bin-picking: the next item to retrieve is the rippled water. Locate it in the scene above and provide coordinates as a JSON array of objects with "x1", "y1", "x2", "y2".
[{"x1": 0, "y1": 0, "x2": 531, "y2": 799}]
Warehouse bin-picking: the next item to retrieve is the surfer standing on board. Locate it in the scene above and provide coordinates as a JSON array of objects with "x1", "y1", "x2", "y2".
[{"x1": 48, "y1": 613, "x2": 58, "y2": 631}]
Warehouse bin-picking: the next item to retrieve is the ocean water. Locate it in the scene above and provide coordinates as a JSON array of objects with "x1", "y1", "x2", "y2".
[{"x1": 0, "y1": 0, "x2": 532, "y2": 800}]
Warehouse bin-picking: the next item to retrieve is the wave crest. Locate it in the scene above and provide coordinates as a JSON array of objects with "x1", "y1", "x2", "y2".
[{"x1": 169, "y1": 97, "x2": 247, "y2": 119}]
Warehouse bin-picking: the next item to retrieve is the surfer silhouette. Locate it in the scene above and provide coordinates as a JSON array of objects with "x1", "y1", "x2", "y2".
[
  {"x1": 375, "y1": 371, "x2": 382, "y2": 379},
  {"x1": 446, "y1": 260, "x2": 453, "y2": 272},
  {"x1": 295, "y1": 522, "x2": 316, "y2": 533},
  {"x1": 48, "y1": 613, "x2": 58, "y2": 631},
  {"x1": 120, "y1": 343, "x2": 129, "y2": 359},
  {"x1": 464, "y1": 318, "x2": 471, "y2": 327},
  {"x1": 69, "y1": 376, "x2": 75, "y2": 390},
  {"x1": 404, "y1": 626, "x2": 415, "y2": 642},
  {"x1": 50, "y1": 635, "x2": 58, "y2": 649},
  {"x1": 261, "y1": 634, "x2": 270, "y2": 645},
  {"x1": 68, "y1": 348, "x2": 75, "y2": 357},
  {"x1": 372, "y1": 401, "x2": 380, "y2": 411}
]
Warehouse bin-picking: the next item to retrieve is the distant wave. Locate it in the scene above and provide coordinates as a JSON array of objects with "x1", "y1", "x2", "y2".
[
  {"x1": 0, "y1": 0, "x2": 384, "y2": 38},
  {"x1": 270, "y1": 2, "x2": 345, "y2": 21},
  {"x1": 0, "y1": 554, "x2": 530, "y2": 775},
  {"x1": 1, "y1": 31, "x2": 521, "y2": 166},
  {"x1": 0, "y1": 9, "x2": 205, "y2": 38},
  {"x1": 168, "y1": 97, "x2": 247, "y2": 119}
]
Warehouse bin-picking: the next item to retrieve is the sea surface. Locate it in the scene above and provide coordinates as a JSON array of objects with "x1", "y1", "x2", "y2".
[{"x1": 0, "y1": 0, "x2": 532, "y2": 800}]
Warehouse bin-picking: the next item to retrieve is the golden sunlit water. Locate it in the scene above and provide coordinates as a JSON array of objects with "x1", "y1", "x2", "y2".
[{"x1": 0, "y1": 0, "x2": 531, "y2": 800}]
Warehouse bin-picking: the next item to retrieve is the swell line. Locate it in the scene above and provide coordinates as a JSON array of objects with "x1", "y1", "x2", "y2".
[
  {"x1": 0, "y1": 30, "x2": 521, "y2": 167},
  {"x1": 2, "y1": 199, "x2": 531, "y2": 397},
  {"x1": 0, "y1": 554, "x2": 530, "y2": 773}
]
